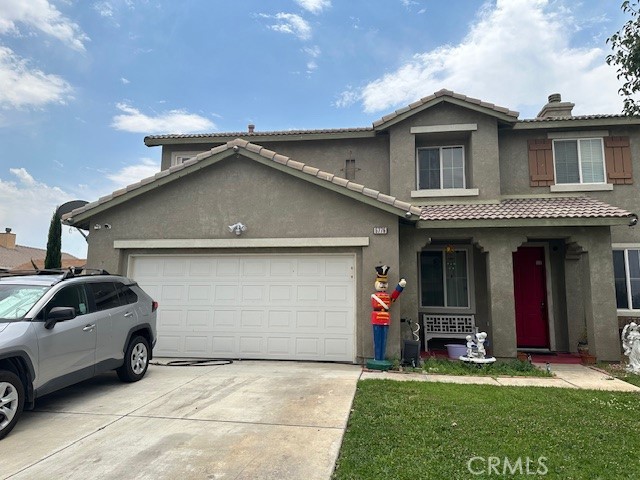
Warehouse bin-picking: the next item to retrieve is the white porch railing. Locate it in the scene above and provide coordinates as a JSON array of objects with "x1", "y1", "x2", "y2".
[{"x1": 422, "y1": 314, "x2": 476, "y2": 350}]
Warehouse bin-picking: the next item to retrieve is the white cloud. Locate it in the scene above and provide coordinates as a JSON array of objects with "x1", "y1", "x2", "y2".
[
  {"x1": 120, "y1": 77, "x2": 130, "y2": 84},
  {"x1": 10, "y1": 167, "x2": 36, "y2": 186},
  {"x1": 0, "y1": 157, "x2": 162, "y2": 259},
  {"x1": 0, "y1": 168, "x2": 86, "y2": 258},
  {"x1": 93, "y1": 1, "x2": 114, "y2": 18},
  {"x1": 294, "y1": 0, "x2": 331, "y2": 15},
  {"x1": 111, "y1": 103, "x2": 216, "y2": 134},
  {"x1": 0, "y1": 0, "x2": 88, "y2": 51},
  {"x1": 340, "y1": 0, "x2": 623, "y2": 117},
  {"x1": 106, "y1": 158, "x2": 159, "y2": 189},
  {"x1": 303, "y1": 45, "x2": 321, "y2": 58},
  {"x1": 0, "y1": 46, "x2": 73, "y2": 108},
  {"x1": 261, "y1": 13, "x2": 311, "y2": 41}
]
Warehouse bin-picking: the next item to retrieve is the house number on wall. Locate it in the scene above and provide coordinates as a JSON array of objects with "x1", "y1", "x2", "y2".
[{"x1": 373, "y1": 227, "x2": 388, "y2": 235}]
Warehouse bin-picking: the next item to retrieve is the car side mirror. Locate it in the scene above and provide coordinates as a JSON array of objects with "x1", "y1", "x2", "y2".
[{"x1": 45, "y1": 306, "x2": 77, "y2": 329}]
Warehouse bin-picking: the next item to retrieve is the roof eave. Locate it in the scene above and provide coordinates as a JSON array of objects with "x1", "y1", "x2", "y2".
[
  {"x1": 416, "y1": 216, "x2": 632, "y2": 229},
  {"x1": 513, "y1": 117, "x2": 640, "y2": 130},
  {"x1": 144, "y1": 129, "x2": 378, "y2": 147}
]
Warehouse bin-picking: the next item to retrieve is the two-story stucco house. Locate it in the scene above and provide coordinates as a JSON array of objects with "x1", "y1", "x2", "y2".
[{"x1": 63, "y1": 90, "x2": 640, "y2": 363}]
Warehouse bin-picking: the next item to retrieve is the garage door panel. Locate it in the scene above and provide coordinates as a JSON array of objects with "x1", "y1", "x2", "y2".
[
  {"x1": 161, "y1": 284, "x2": 185, "y2": 302},
  {"x1": 213, "y1": 310, "x2": 237, "y2": 328},
  {"x1": 241, "y1": 310, "x2": 265, "y2": 328},
  {"x1": 242, "y1": 284, "x2": 266, "y2": 301},
  {"x1": 217, "y1": 258, "x2": 240, "y2": 275},
  {"x1": 268, "y1": 311, "x2": 293, "y2": 328},
  {"x1": 215, "y1": 285, "x2": 239, "y2": 302},
  {"x1": 163, "y1": 258, "x2": 187, "y2": 276},
  {"x1": 184, "y1": 336, "x2": 209, "y2": 355},
  {"x1": 212, "y1": 336, "x2": 235, "y2": 354},
  {"x1": 297, "y1": 285, "x2": 320, "y2": 302},
  {"x1": 296, "y1": 311, "x2": 320, "y2": 329},
  {"x1": 270, "y1": 259, "x2": 296, "y2": 276},
  {"x1": 158, "y1": 309, "x2": 184, "y2": 328},
  {"x1": 131, "y1": 254, "x2": 355, "y2": 361},
  {"x1": 240, "y1": 336, "x2": 263, "y2": 354},
  {"x1": 188, "y1": 259, "x2": 215, "y2": 276},
  {"x1": 185, "y1": 310, "x2": 211, "y2": 328},
  {"x1": 157, "y1": 335, "x2": 181, "y2": 355},
  {"x1": 187, "y1": 284, "x2": 212, "y2": 301}
]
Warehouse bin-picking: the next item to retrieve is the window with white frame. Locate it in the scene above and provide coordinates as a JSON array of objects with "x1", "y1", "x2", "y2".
[
  {"x1": 613, "y1": 249, "x2": 640, "y2": 310},
  {"x1": 420, "y1": 248, "x2": 469, "y2": 308},
  {"x1": 553, "y1": 138, "x2": 605, "y2": 184},
  {"x1": 417, "y1": 146, "x2": 465, "y2": 190}
]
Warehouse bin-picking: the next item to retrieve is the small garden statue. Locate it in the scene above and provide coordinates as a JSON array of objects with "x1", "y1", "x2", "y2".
[
  {"x1": 460, "y1": 331, "x2": 496, "y2": 365},
  {"x1": 367, "y1": 265, "x2": 406, "y2": 370},
  {"x1": 621, "y1": 322, "x2": 640, "y2": 374}
]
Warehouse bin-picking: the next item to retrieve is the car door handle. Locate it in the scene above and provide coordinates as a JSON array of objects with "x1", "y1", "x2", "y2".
[
  {"x1": 83, "y1": 324, "x2": 96, "y2": 332},
  {"x1": 124, "y1": 312, "x2": 134, "y2": 318}
]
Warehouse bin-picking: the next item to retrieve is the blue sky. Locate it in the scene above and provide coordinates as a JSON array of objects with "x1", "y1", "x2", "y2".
[{"x1": 0, "y1": 0, "x2": 630, "y2": 258}]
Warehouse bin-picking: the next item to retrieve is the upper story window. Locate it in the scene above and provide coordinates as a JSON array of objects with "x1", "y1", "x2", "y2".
[
  {"x1": 553, "y1": 138, "x2": 605, "y2": 184},
  {"x1": 529, "y1": 135, "x2": 632, "y2": 190},
  {"x1": 171, "y1": 152, "x2": 201, "y2": 167},
  {"x1": 417, "y1": 146, "x2": 465, "y2": 190}
]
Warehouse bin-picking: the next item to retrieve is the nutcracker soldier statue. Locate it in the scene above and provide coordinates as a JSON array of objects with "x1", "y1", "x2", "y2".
[{"x1": 366, "y1": 265, "x2": 406, "y2": 371}]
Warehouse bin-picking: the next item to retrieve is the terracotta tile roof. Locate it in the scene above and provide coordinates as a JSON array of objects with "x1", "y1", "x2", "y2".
[
  {"x1": 145, "y1": 127, "x2": 373, "y2": 142},
  {"x1": 518, "y1": 114, "x2": 631, "y2": 123},
  {"x1": 419, "y1": 197, "x2": 631, "y2": 221},
  {"x1": 372, "y1": 89, "x2": 520, "y2": 128},
  {"x1": 64, "y1": 139, "x2": 423, "y2": 222},
  {"x1": 0, "y1": 245, "x2": 78, "y2": 270}
]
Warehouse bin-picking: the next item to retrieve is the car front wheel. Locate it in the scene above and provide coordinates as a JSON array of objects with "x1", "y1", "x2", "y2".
[
  {"x1": 117, "y1": 336, "x2": 150, "y2": 382},
  {"x1": 0, "y1": 370, "x2": 25, "y2": 440}
]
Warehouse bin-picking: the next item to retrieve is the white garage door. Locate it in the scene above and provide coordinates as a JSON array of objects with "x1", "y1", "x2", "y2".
[{"x1": 129, "y1": 254, "x2": 356, "y2": 361}]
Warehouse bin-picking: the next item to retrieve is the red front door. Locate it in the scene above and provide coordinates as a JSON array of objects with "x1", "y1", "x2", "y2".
[{"x1": 512, "y1": 246, "x2": 549, "y2": 348}]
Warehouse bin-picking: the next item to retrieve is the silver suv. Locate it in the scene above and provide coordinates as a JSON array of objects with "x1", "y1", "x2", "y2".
[{"x1": 0, "y1": 269, "x2": 157, "y2": 440}]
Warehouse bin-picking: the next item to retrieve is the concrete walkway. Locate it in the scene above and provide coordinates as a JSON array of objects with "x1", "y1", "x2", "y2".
[{"x1": 360, "y1": 363, "x2": 640, "y2": 392}]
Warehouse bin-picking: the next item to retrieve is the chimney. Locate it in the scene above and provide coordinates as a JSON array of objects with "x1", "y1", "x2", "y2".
[
  {"x1": 0, "y1": 228, "x2": 16, "y2": 249},
  {"x1": 248, "y1": 124, "x2": 255, "y2": 134},
  {"x1": 536, "y1": 93, "x2": 574, "y2": 119}
]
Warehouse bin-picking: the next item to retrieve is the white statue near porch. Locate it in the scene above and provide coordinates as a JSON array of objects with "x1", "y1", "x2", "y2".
[
  {"x1": 621, "y1": 322, "x2": 640, "y2": 374},
  {"x1": 460, "y1": 331, "x2": 495, "y2": 364}
]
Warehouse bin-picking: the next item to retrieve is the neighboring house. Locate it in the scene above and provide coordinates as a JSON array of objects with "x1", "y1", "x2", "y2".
[
  {"x1": 62, "y1": 90, "x2": 640, "y2": 363},
  {"x1": 0, "y1": 228, "x2": 79, "y2": 271}
]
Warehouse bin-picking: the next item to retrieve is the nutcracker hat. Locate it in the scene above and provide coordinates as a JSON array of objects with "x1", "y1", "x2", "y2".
[{"x1": 375, "y1": 265, "x2": 390, "y2": 282}]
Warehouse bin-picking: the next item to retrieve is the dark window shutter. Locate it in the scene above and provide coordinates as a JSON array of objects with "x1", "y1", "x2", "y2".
[
  {"x1": 528, "y1": 139, "x2": 554, "y2": 186},
  {"x1": 604, "y1": 136, "x2": 633, "y2": 185}
]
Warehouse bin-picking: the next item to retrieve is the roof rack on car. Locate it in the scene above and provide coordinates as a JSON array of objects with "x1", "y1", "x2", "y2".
[{"x1": 0, "y1": 267, "x2": 110, "y2": 280}]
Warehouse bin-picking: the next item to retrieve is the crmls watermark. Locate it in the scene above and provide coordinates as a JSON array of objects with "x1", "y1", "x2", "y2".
[{"x1": 467, "y1": 456, "x2": 548, "y2": 476}]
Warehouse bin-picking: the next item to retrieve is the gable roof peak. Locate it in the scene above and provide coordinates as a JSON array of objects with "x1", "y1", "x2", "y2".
[
  {"x1": 372, "y1": 89, "x2": 520, "y2": 130},
  {"x1": 63, "y1": 139, "x2": 422, "y2": 225}
]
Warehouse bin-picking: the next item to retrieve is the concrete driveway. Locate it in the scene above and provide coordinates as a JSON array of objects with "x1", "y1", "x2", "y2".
[{"x1": 1, "y1": 361, "x2": 361, "y2": 480}]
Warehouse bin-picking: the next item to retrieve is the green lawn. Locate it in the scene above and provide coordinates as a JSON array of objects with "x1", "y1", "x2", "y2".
[
  {"x1": 333, "y1": 380, "x2": 640, "y2": 480},
  {"x1": 595, "y1": 362, "x2": 640, "y2": 388},
  {"x1": 420, "y1": 357, "x2": 552, "y2": 377}
]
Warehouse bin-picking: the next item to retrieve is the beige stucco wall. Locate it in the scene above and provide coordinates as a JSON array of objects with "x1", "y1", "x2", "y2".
[
  {"x1": 398, "y1": 223, "x2": 619, "y2": 360},
  {"x1": 85, "y1": 154, "x2": 408, "y2": 362},
  {"x1": 389, "y1": 103, "x2": 502, "y2": 202},
  {"x1": 498, "y1": 127, "x2": 640, "y2": 244},
  {"x1": 160, "y1": 136, "x2": 390, "y2": 194}
]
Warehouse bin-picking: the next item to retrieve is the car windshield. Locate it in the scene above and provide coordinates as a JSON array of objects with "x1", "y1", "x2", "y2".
[{"x1": 0, "y1": 285, "x2": 50, "y2": 321}]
